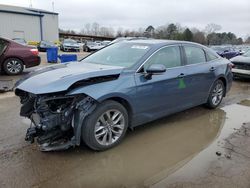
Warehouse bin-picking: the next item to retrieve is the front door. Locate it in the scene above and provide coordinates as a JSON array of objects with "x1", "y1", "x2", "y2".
[{"x1": 133, "y1": 45, "x2": 189, "y2": 125}]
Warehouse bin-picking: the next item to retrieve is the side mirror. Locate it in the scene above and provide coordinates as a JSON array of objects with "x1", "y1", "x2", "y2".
[{"x1": 144, "y1": 64, "x2": 166, "y2": 79}]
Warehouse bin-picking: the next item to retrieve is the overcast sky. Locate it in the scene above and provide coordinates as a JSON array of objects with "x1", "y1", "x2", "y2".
[{"x1": 1, "y1": 0, "x2": 250, "y2": 38}]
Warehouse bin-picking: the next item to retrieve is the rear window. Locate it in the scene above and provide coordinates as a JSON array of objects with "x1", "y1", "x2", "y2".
[
  {"x1": 0, "y1": 39, "x2": 8, "y2": 55},
  {"x1": 206, "y1": 50, "x2": 218, "y2": 61},
  {"x1": 184, "y1": 46, "x2": 206, "y2": 65}
]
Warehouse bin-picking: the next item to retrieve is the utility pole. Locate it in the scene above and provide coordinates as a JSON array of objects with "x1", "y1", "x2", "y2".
[
  {"x1": 52, "y1": 1, "x2": 55, "y2": 12},
  {"x1": 29, "y1": 0, "x2": 32, "y2": 8}
]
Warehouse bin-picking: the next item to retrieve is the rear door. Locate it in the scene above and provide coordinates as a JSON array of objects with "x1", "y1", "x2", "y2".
[{"x1": 181, "y1": 45, "x2": 217, "y2": 105}]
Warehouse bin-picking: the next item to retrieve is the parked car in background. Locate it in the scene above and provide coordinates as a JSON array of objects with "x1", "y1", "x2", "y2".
[
  {"x1": 37, "y1": 41, "x2": 56, "y2": 52},
  {"x1": 83, "y1": 41, "x2": 103, "y2": 52},
  {"x1": 211, "y1": 46, "x2": 241, "y2": 59},
  {"x1": 15, "y1": 40, "x2": 233, "y2": 151},
  {"x1": 60, "y1": 39, "x2": 80, "y2": 52},
  {"x1": 0, "y1": 37, "x2": 40, "y2": 75},
  {"x1": 230, "y1": 50, "x2": 250, "y2": 78},
  {"x1": 12, "y1": 38, "x2": 27, "y2": 45},
  {"x1": 101, "y1": 40, "x2": 111, "y2": 46},
  {"x1": 77, "y1": 41, "x2": 85, "y2": 51}
]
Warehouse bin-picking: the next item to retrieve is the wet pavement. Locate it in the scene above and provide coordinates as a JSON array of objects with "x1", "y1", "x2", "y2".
[
  {"x1": 151, "y1": 104, "x2": 250, "y2": 188},
  {"x1": 0, "y1": 56, "x2": 250, "y2": 187}
]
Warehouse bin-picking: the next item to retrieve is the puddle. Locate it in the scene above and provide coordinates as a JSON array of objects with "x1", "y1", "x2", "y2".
[
  {"x1": 238, "y1": 99, "x2": 250, "y2": 107},
  {"x1": 0, "y1": 105, "x2": 225, "y2": 188},
  {"x1": 151, "y1": 104, "x2": 250, "y2": 188}
]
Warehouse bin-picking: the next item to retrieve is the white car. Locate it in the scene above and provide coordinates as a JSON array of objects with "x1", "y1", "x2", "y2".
[
  {"x1": 230, "y1": 50, "x2": 250, "y2": 78},
  {"x1": 60, "y1": 39, "x2": 80, "y2": 52}
]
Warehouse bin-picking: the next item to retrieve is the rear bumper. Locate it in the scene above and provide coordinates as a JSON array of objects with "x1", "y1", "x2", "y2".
[{"x1": 25, "y1": 56, "x2": 41, "y2": 68}]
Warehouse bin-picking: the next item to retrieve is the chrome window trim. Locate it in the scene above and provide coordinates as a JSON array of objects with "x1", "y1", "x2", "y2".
[
  {"x1": 136, "y1": 44, "x2": 182, "y2": 73},
  {"x1": 135, "y1": 44, "x2": 221, "y2": 74}
]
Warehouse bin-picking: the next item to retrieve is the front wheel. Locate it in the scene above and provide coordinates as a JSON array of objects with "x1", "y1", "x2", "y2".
[
  {"x1": 206, "y1": 80, "x2": 225, "y2": 109},
  {"x1": 82, "y1": 100, "x2": 128, "y2": 151}
]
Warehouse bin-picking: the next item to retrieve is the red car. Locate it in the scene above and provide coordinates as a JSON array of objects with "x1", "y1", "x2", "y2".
[{"x1": 0, "y1": 37, "x2": 40, "y2": 75}]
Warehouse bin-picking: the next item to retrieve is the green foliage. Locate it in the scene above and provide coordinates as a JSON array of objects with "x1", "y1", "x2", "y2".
[{"x1": 183, "y1": 28, "x2": 193, "y2": 41}]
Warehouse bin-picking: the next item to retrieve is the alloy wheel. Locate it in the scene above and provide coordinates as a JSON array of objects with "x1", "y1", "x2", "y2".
[
  {"x1": 211, "y1": 82, "x2": 224, "y2": 106},
  {"x1": 94, "y1": 109, "x2": 125, "y2": 146},
  {"x1": 6, "y1": 60, "x2": 22, "y2": 74}
]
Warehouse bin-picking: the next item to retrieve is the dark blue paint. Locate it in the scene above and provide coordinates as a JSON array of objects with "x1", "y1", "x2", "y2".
[{"x1": 16, "y1": 40, "x2": 233, "y2": 128}]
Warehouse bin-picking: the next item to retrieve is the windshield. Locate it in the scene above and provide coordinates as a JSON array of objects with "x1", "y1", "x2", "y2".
[
  {"x1": 87, "y1": 41, "x2": 96, "y2": 45},
  {"x1": 64, "y1": 39, "x2": 77, "y2": 44},
  {"x1": 81, "y1": 42, "x2": 151, "y2": 67}
]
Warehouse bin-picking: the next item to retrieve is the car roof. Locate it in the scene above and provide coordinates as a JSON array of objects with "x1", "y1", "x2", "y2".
[{"x1": 123, "y1": 39, "x2": 203, "y2": 47}]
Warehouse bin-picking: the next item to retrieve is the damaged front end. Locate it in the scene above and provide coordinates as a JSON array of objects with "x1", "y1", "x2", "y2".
[{"x1": 15, "y1": 89, "x2": 97, "y2": 151}]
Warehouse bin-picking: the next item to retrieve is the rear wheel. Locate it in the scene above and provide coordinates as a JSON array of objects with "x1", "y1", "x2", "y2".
[
  {"x1": 82, "y1": 100, "x2": 128, "y2": 151},
  {"x1": 206, "y1": 79, "x2": 225, "y2": 109},
  {"x1": 3, "y1": 58, "x2": 24, "y2": 75}
]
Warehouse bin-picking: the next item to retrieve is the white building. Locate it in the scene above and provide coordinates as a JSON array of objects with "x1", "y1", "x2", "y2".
[{"x1": 0, "y1": 4, "x2": 59, "y2": 42}]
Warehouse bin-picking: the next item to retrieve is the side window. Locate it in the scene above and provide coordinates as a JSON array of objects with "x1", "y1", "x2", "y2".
[
  {"x1": 206, "y1": 50, "x2": 218, "y2": 61},
  {"x1": 144, "y1": 46, "x2": 181, "y2": 70},
  {"x1": 0, "y1": 39, "x2": 8, "y2": 56},
  {"x1": 184, "y1": 46, "x2": 206, "y2": 65}
]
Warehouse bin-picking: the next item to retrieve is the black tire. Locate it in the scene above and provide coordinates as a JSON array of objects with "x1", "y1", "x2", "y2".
[
  {"x1": 206, "y1": 79, "x2": 225, "y2": 109},
  {"x1": 82, "y1": 100, "x2": 128, "y2": 151},
  {"x1": 3, "y1": 58, "x2": 24, "y2": 75}
]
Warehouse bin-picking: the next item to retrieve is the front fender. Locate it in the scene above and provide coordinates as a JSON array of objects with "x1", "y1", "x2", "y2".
[{"x1": 67, "y1": 76, "x2": 136, "y2": 108}]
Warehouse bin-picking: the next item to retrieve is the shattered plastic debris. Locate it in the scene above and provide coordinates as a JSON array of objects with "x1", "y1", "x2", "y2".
[{"x1": 0, "y1": 80, "x2": 13, "y2": 93}]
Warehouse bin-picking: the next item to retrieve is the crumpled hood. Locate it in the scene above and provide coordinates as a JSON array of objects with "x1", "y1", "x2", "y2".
[
  {"x1": 16, "y1": 62, "x2": 123, "y2": 94},
  {"x1": 230, "y1": 56, "x2": 250, "y2": 64}
]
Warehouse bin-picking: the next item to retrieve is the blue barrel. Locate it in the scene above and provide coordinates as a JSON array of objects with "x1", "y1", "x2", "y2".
[
  {"x1": 58, "y1": 54, "x2": 77, "y2": 63},
  {"x1": 47, "y1": 47, "x2": 58, "y2": 63}
]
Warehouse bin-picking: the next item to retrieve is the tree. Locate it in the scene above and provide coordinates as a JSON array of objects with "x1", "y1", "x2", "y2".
[
  {"x1": 84, "y1": 23, "x2": 91, "y2": 35},
  {"x1": 204, "y1": 23, "x2": 222, "y2": 34},
  {"x1": 207, "y1": 33, "x2": 220, "y2": 45},
  {"x1": 166, "y1": 23, "x2": 178, "y2": 39},
  {"x1": 236, "y1": 38, "x2": 243, "y2": 45},
  {"x1": 245, "y1": 36, "x2": 250, "y2": 44},
  {"x1": 193, "y1": 31, "x2": 206, "y2": 44},
  {"x1": 145, "y1": 25, "x2": 155, "y2": 37},
  {"x1": 182, "y1": 28, "x2": 193, "y2": 41},
  {"x1": 91, "y1": 22, "x2": 100, "y2": 35}
]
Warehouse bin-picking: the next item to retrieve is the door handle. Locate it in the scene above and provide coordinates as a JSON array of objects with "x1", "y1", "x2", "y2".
[
  {"x1": 210, "y1": 67, "x2": 216, "y2": 71},
  {"x1": 177, "y1": 73, "x2": 185, "y2": 78}
]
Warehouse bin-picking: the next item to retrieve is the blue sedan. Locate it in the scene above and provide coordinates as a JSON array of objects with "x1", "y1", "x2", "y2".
[
  {"x1": 211, "y1": 46, "x2": 241, "y2": 59},
  {"x1": 15, "y1": 39, "x2": 233, "y2": 151}
]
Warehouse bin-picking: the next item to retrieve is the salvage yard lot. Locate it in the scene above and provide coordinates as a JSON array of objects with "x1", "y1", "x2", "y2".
[{"x1": 0, "y1": 53, "x2": 250, "y2": 187}]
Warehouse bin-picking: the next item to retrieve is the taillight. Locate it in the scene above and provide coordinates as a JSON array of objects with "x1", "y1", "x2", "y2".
[
  {"x1": 228, "y1": 62, "x2": 234, "y2": 70},
  {"x1": 30, "y1": 48, "x2": 39, "y2": 56}
]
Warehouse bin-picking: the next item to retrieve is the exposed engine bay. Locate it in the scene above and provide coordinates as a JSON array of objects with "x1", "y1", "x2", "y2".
[{"x1": 15, "y1": 89, "x2": 97, "y2": 151}]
